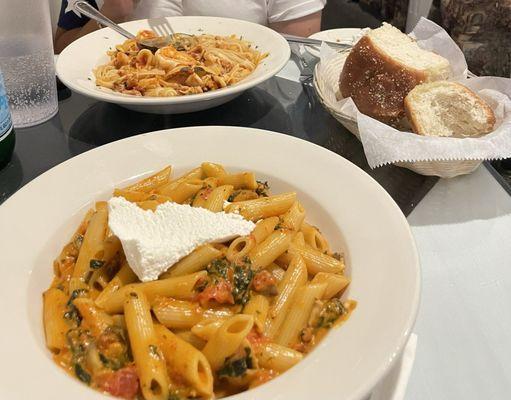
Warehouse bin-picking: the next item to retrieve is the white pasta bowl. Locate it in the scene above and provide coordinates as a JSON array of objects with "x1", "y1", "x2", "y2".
[
  {"x1": 0, "y1": 126, "x2": 420, "y2": 400},
  {"x1": 56, "y1": 16, "x2": 290, "y2": 114}
]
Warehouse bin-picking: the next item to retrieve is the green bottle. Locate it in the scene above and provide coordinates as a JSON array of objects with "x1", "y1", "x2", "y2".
[{"x1": 0, "y1": 68, "x2": 15, "y2": 170}]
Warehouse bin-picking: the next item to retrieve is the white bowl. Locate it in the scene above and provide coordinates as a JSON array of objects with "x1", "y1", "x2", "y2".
[
  {"x1": 0, "y1": 126, "x2": 420, "y2": 400},
  {"x1": 56, "y1": 17, "x2": 290, "y2": 114}
]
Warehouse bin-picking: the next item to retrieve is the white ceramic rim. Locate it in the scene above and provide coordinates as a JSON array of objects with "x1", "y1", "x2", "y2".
[
  {"x1": 306, "y1": 28, "x2": 363, "y2": 58},
  {"x1": 56, "y1": 16, "x2": 290, "y2": 106},
  {"x1": 0, "y1": 126, "x2": 420, "y2": 400}
]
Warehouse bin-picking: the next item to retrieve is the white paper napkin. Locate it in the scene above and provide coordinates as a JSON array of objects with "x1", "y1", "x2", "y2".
[
  {"x1": 370, "y1": 333, "x2": 418, "y2": 400},
  {"x1": 319, "y1": 18, "x2": 511, "y2": 169}
]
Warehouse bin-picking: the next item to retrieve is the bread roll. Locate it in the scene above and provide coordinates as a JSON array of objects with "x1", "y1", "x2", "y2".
[
  {"x1": 404, "y1": 81, "x2": 495, "y2": 137},
  {"x1": 339, "y1": 23, "x2": 451, "y2": 124}
]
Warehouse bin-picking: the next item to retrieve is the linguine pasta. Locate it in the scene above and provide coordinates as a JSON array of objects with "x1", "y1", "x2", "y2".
[{"x1": 94, "y1": 30, "x2": 268, "y2": 97}]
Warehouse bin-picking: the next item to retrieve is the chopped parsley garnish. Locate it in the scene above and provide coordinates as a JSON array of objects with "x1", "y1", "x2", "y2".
[
  {"x1": 148, "y1": 344, "x2": 160, "y2": 359},
  {"x1": 74, "y1": 363, "x2": 91, "y2": 384},
  {"x1": 255, "y1": 181, "x2": 270, "y2": 197},
  {"x1": 315, "y1": 298, "x2": 346, "y2": 329},
  {"x1": 332, "y1": 252, "x2": 343, "y2": 261},
  {"x1": 227, "y1": 190, "x2": 241, "y2": 202},
  {"x1": 232, "y1": 264, "x2": 254, "y2": 305},
  {"x1": 218, "y1": 348, "x2": 253, "y2": 378},
  {"x1": 64, "y1": 289, "x2": 88, "y2": 325},
  {"x1": 89, "y1": 259, "x2": 105, "y2": 270}
]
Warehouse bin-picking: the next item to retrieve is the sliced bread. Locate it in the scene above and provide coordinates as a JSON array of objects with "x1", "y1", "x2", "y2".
[
  {"x1": 339, "y1": 23, "x2": 451, "y2": 124},
  {"x1": 404, "y1": 81, "x2": 496, "y2": 137}
]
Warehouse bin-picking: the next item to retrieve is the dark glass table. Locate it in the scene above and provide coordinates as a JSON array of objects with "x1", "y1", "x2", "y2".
[{"x1": 0, "y1": 76, "x2": 442, "y2": 215}]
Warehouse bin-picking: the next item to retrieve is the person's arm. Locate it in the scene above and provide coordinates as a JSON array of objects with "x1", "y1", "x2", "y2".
[
  {"x1": 269, "y1": 11, "x2": 322, "y2": 37},
  {"x1": 54, "y1": 0, "x2": 135, "y2": 54}
]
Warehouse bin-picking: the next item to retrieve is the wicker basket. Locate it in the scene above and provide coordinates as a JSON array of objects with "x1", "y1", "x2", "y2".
[{"x1": 313, "y1": 53, "x2": 482, "y2": 178}]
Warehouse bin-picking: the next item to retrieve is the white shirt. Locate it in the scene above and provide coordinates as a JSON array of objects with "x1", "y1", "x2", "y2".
[{"x1": 133, "y1": 0, "x2": 326, "y2": 25}]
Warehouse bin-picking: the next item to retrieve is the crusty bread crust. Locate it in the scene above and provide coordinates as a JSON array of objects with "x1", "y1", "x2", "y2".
[
  {"x1": 339, "y1": 35, "x2": 428, "y2": 124},
  {"x1": 405, "y1": 81, "x2": 496, "y2": 137}
]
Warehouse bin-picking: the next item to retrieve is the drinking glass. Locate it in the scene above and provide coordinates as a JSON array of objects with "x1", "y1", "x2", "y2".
[{"x1": 0, "y1": 0, "x2": 58, "y2": 128}]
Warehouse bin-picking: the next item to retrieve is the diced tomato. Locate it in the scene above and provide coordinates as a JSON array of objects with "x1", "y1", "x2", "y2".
[
  {"x1": 246, "y1": 328, "x2": 270, "y2": 350},
  {"x1": 97, "y1": 365, "x2": 139, "y2": 400},
  {"x1": 251, "y1": 270, "x2": 277, "y2": 294},
  {"x1": 250, "y1": 369, "x2": 278, "y2": 388},
  {"x1": 196, "y1": 279, "x2": 234, "y2": 306}
]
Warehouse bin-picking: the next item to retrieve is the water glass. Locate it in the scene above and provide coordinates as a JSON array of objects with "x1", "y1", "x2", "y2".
[{"x1": 0, "y1": 0, "x2": 58, "y2": 128}]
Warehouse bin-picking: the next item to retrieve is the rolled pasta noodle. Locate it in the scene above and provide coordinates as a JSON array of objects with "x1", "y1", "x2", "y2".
[
  {"x1": 256, "y1": 342, "x2": 303, "y2": 372},
  {"x1": 243, "y1": 294, "x2": 269, "y2": 332},
  {"x1": 159, "y1": 180, "x2": 202, "y2": 203},
  {"x1": 161, "y1": 245, "x2": 222, "y2": 278},
  {"x1": 275, "y1": 283, "x2": 327, "y2": 347},
  {"x1": 113, "y1": 189, "x2": 151, "y2": 202},
  {"x1": 155, "y1": 324, "x2": 214, "y2": 397},
  {"x1": 96, "y1": 271, "x2": 207, "y2": 313},
  {"x1": 288, "y1": 242, "x2": 344, "y2": 275},
  {"x1": 311, "y1": 272, "x2": 350, "y2": 299},
  {"x1": 218, "y1": 172, "x2": 257, "y2": 189},
  {"x1": 202, "y1": 314, "x2": 254, "y2": 371},
  {"x1": 43, "y1": 288, "x2": 69, "y2": 353},
  {"x1": 191, "y1": 319, "x2": 225, "y2": 341},
  {"x1": 301, "y1": 223, "x2": 330, "y2": 253},
  {"x1": 70, "y1": 202, "x2": 109, "y2": 292},
  {"x1": 123, "y1": 166, "x2": 172, "y2": 193},
  {"x1": 281, "y1": 202, "x2": 305, "y2": 231},
  {"x1": 249, "y1": 230, "x2": 293, "y2": 270},
  {"x1": 124, "y1": 288, "x2": 170, "y2": 400},
  {"x1": 73, "y1": 298, "x2": 114, "y2": 336},
  {"x1": 152, "y1": 297, "x2": 232, "y2": 329},
  {"x1": 226, "y1": 236, "x2": 256, "y2": 263},
  {"x1": 201, "y1": 162, "x2": 226, "y2": 177},
  {"x1": 251, "y1": 216, "x2": 279, "y2": 244},
  {"x1": 157, "y1": 167, "x2": 202, "y2": 194},
  {"x1": 204, "y1": 185, "x2": 234, "y2": 212},
  {"x1": 225, "y1": 192, "x2": 296, "y2": 221},
  {"x1": 264, "y1": 256, "x2": 307, "y2": 338},
  {"x1": 94, "y1": 262, "x2": 138, "y2": 306}
]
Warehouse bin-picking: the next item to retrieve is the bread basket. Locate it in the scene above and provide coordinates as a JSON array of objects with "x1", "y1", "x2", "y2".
[{"x1": 313, "y1": 52, "x2": 482, "y2": 178}]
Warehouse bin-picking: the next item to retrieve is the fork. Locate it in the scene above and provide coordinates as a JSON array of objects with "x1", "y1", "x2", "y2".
[
  {"x1": 290, "y1": 43, "x2": 317, "y2": 108},
  {"x1": 148, "y1": 18, "x2": 175, "y2": 38}
]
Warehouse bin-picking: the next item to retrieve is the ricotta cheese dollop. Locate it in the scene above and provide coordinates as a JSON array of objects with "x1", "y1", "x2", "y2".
[{"x1": 108, "y1": 196, "x2": 255, "y2": 282}]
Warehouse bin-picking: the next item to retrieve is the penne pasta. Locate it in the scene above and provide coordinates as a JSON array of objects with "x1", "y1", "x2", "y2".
[
  {"x1": 251, "y1": 216, "x2": 279, "y2": 244},
  {"x1": 265, "y1": 256, "x2": 307, "y2": 339},
  {"x1": 43, "y1": 288, "x2": 69, "y2": 353},
  {"x1": 218, "y1": 172, "x2": 257, "y2": 189},
  {"x1": 161, "y1": 245, "x2": 222, "y2": 278},
  {"x1": 281, "y1": 202, "x2": 305, "y2": 231},
  {"x1": 204, "y1": 185, "x2": 234, "y2": 212},
  {"x1": 123, "y1": 166, "x2": 172, "y2": 193},
  {"x1": 157, "y1": 167, "x2": 203, "y2": 194},
  {"x1": 301, "y1": 223, "x2": 330, "y2": 253},
  {"x1": 152, "y1": 297, "x2": 233, "y2": 329},
  {"x1": 275, "y1": 283, "x2": 327, "y2": 347},
  {"x1": 243, "y1": 294, "x2": 269, "y2": 332},
  {"x1": 226, "y1": 236, "x2": 256, "y2": 263},
  {"x1": 201, "y1": 162, "x2": 226, "y2": 178},
  {"x1": 155, "y1": 324, "x2": 214, "y2": 397},
  {"x1": 286, "y1": 242, "x2": 345, "y2": 275},
  {"x1": 249, "y1": 230, "x2": 293, "y2": 270},
  {"x1": 42, "y1": 162, "x2": 355, "y2": 400},
  {"x1": 311, "y1": 272, "x2": 350, "y2": 299},
  {"x1": 225, "y1": 192, "x2": 296, "y2": 221},
  {"x1": 202, "y1": 314, "x2": 254, "y2": 371},
  {"x1": 256, "y1": 342, "x2": 303, "y2": 372},
  {"x1": 124, "y1": 289, "x2": 169, "y2": 400},
  {"x1": 158, "y1": 180, "x2": 202, "y2": 203},
  {"x1": 70, "y1": 202, "x2": 109, "y2": 292},
  {"x1": 96, "y1": 271, "x2": 207, "y2": 313}
]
